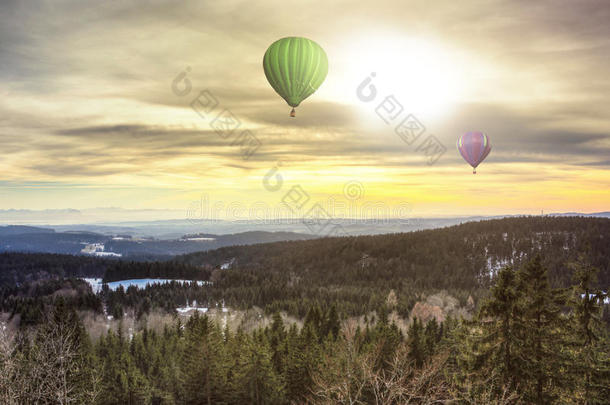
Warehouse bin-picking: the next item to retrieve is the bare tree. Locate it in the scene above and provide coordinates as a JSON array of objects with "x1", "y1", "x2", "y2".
[
  {"x1": 310, "y1": 322, "x2": 369, "y2": 404},
  {"x1": 448, "y1": 371, "x2": 522, "y2": 405},
  {"x1": 0, "y1": 327, "x2": 20, "y2": 405},
  {"x1": 363, "y1": 345, "x2": 454, "y2": 405},
  {"x1": 2, "y1": 311, "x2": 102, "y2": 405},
  {"x1": 310, "y1": 321, "x2": 463, "y2": 405},
  {"x1": 17, "y1": 315, "x2": 81, "y2": 404}
]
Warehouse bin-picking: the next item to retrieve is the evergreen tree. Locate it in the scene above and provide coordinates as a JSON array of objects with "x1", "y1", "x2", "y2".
[
  {"x1": 268, "y1": 312, "x2": 286, "y2": 374},
  {"x1": 474, "y1": 266, "x2": 523, "y2": 392},
  {"x1": 323, "y1": 304, "x2": 340, "y2": 340},
  {"x1": 569, "y1": 255, "x2": 610, "y2": 404},
  {"x1": 304, "y1": 304, "x2": 323, "y2": 341},
  {"x1": 407, "y1": 317, "x2": 425, "y2": 367},
  {"x1": 231, "y1": 333, "x2": 285, "y2": 404},
  {"x1": 179, "y1": 312, "x2": 227, "y2": 405},
  {"x1": 517, "y1": 255, "x2": 568, "y2": 404},
  {"x1": 423, "y1": 318, "x2": 439, "y2": 358},
  {"x1": 283, "y1": 324, "x2": 308, "y2": 403}
]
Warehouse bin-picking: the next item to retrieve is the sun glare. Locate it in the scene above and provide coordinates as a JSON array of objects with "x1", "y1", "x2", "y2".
[{"x1": 326, "y1": 33, "x2": 466, "y2": 119}]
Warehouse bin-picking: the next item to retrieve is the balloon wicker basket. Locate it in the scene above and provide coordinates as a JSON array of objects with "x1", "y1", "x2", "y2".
[{"x1": 290, "y1": 108, "x2": 296, "y2": 117}]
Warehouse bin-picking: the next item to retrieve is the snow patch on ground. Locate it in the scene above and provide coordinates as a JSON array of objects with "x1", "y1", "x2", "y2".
[
  {"x1": 80, "y1": 243, "x2": 122, "y2": 257},
  {"x1": 581, "y1": 292, "x2": 610, "y2": 304},
  {"x1": 82, "y1": 278, "x2": 207, "y2": 293}
]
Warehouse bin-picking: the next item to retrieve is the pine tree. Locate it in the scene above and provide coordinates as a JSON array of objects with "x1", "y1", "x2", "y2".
[
  {"x1": 323, "y1": 304, "x2": 340, "y2": 340},
  {"x1": 569, "y1": 255, "x2": 610, "y2": 404},
  {"x1": 97, "y1": 328, "x2": 151, "y2": 405},
  {"x1": 407, "y1": 317, "x2": 425, "y2": 367},
  {"x1": 179, "y1": 312, "x2": 227, "y2": 404},
  {"x1": 269, "y1": 312, "x2": 286, "y2": 374},
  {"x1": 284, "y1": 324, "x2": 308, "y2": 403},
  {"x1": 475, "y1": 266, "x2": 523, "y2": 392},
  {"x1": 517, "y1": 255, "x2": 568, "y2": 404},
  {"x1": 231, "y1": 333, "x2": 285, "y2": 404},
  {"x1": 423, "y1": 318, "x2": 439, "y2": 358},
  {"x1": 304, "y1": 304, "x2": 323, "y2": 341}
]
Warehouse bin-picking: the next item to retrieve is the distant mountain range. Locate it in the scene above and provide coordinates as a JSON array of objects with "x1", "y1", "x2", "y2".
[
  {"x1": 0, "y1": 226, "x2": 315, "y2": 259},
  {"x1": 549, "y1": 211, "x2": 610, "y2": 217},
  {"x1": 0, "y1": 208, "x2": 608, "y2": 238},
  {"x1": 0, "y1": 211, "x2": 608, "y2": 259},
  {"x1": 0, "y1": 208, "x2": 183, "y2": 227}
]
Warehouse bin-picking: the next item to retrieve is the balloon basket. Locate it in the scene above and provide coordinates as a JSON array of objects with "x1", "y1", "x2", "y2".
[{"x1": 290, "y1": 108, "x2": 296, "y2": 117}]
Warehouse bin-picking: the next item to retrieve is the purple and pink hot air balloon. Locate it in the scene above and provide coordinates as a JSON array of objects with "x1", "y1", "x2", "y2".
[{"x1": 457, "y1": 131, "x2": 492, "y2": 174}]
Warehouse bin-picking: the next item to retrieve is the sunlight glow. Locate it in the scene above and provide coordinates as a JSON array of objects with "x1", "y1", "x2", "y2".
[{"x1": 327, "y1": 32, "x2": 467, "y2": 118}]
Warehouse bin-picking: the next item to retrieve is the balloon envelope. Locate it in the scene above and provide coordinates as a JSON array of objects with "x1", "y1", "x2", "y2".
[
  {"x1": 457, "y1": 132, "x2": 491, "y2": 173},
  {"x1": 263, "y1": 37, "x2": 328, "y2": 113}
]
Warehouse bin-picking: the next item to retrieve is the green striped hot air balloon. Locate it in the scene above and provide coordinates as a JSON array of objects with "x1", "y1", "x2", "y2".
[{"x1": 263, "y1": 37, "x2": 328, "y2": 117}]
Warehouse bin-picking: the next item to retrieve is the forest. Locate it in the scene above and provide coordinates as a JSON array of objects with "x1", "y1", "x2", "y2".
[
  {"x1": 0, "y1": 254, "x2": 608, "y2": 404},
  {"x1": 3, "y1": 217, "x2": 610, "y2": 322},
  {"x1": 0, "y1": 217, "x2": 609, "y2": 403},
  {"x1": 97, "y1": 216, "x2": 610, "y2": 320}
]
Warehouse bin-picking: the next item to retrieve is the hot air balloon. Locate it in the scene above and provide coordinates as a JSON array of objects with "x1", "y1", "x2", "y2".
[
  {"x1": 457, "y1": 131, "x2": 491, "y2": 174},
  {"x1": 263, "y1": 37, "x2": 328, "y2": 117}
]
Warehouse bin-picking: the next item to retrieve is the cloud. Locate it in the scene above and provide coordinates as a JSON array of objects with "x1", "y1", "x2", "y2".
[
  {"x1": 1, "y1": 0, "x2": 609, "y2": 212},
  {"x1": 435, "y1": 102, "x2": 610, "y2": 165}
]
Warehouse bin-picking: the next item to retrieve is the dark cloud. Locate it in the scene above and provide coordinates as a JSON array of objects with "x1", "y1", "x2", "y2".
[
  {"x1": 433, "y1": 102, "x2": 610, "y2": 165},
  {"x1": 241, "y1": 101, "x2": 361, "y2": 128}
]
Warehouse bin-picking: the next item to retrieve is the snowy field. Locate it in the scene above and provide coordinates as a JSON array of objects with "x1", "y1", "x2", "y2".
[
  {"x1": 82, "y1": 278, "x2": 207, "y2": 293},
  {"x1": 581, "y1": 292, "x2": 610, "y2": 304}
]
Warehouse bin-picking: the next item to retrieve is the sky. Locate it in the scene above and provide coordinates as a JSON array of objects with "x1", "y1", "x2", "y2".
[{"x1": 1, "y1": 0, "x2": 609, "y2": 220}]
